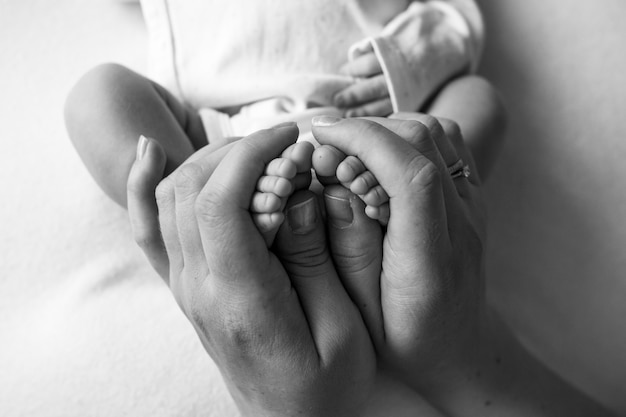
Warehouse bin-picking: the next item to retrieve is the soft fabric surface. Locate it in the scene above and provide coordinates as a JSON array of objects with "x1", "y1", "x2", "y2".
[
  {"x1": 145, "y1": 0, "x2": 480, "y2": 142},
  {"x1": 1, "y1": 0, "x2": 625, "y2": 415}
]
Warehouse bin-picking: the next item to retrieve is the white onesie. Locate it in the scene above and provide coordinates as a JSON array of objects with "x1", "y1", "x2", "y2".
[{"x1": 141, "y1": 0, "x2": 483, "y2": 142}]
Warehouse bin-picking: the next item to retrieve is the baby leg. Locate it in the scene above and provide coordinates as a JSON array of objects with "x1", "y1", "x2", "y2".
[
  {"x1": 426, "y1": 75, "x2": 506, "y2": 180},
  {"x1": 65, "y1": 63, "x2": 207, "y2": 207},
  {"x1": 252, "y1": 141, "x2": 314, "y2": 246},
  {"x1": 312, "y1": 145, "x2": 389, "y2": 225}
]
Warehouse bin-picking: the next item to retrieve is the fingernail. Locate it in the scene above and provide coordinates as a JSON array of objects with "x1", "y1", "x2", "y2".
[
  {"x1": 324, "y1": 194, "x2": 353, "y2": 228},
  {"x1": 312, "y1": 116, "x2": 342, "y2": 127},
  {"x1": 286, "y1": 197, "x2": 317, "y2": 234},
  {"x1": 273, "y1": 121, "x2": 297, "y2": 129},
  {"x1": 137, "y1": 135, "x2": 150, "y2": 161}
]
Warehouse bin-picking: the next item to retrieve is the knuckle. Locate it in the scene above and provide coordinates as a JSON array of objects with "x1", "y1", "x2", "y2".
[
  {"x1": 407, "y1": 158, "x2": 442, "y2": 191},
  {"x1": 438, "y1": 118, "x2": 462, "y2": 138},
  {"x1": 155, "y1": 177, "x2": 174, "y2": 206},
  {"x1": 174, "y1": 162, "x2": 203, "y2": 187},
  {"x1": 419, "y1": 114, "x2": 438, "y2": 128},
  {"x1": 399, "y1": 120, "x2": 430, "y2": 141},
  {"x1": 194, "y1": 186, "x2": 227, "y2": 223},
  {"x1": 417, "y1": 114, "x2": 446, "y2": 138},
  {"x1": 173, "y1": 163, "x2": 205, "y2": 199},
  {"x1": 356, "y1": 118, "x2": 388, "y2": 139}
]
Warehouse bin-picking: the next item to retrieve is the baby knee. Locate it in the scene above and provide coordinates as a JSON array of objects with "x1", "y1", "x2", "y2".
[{"x1": 64, "y1": 63, "x2": 141, "y2": 130}]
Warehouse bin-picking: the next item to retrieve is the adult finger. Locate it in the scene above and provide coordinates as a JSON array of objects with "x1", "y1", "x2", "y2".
[
  {"x1": 183, "y1": 136, "x2": 240, "y2": 165},
  {"x1": 334, "y1": 75, "x2": 389, "y2": 109},
  {"x1": 195, "y1": 123, "x2": 299, "y2": 295},
  {"x1": 393, "y1": 113, "x2": 474, "y2": 199},
  {"x1": 157, "y1": 138, "x2": 239, "y2": 289},
  {"x1": 171, "y1": 140, "x2": 238, "y2": 268},
  {"x1": 438, "y1": 118, "x2": 480, "y2": 187},
  {"x1": 127, "y1": 136, "x2": 169, "y2": 281},
  {"x1": 386, "y1": 114, "x2": 470, "y2": 205},
  {"x1": 312, "y1": 117, "x2": 451, "y2": 273},
  {"x1": 438, "y1": 118, "x2": 487, "y2": 243},
  {"x1": 390, "y1": 113, "x2": 459, "y2": 170},
  {"x1": 360, "y1": 116, "x2": 465, "y2": 216},
  {"x1": 340, "y1": 52, "x2": 382, "y2": 78}
]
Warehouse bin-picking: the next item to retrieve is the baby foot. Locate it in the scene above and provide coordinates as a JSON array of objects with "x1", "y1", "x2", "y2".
[
  {"x1": 251, "y1": 141, "x2": 314, "y2": 246},
  {"x1": 312, "y1": 144, "x2": 389, "y2": 225}
]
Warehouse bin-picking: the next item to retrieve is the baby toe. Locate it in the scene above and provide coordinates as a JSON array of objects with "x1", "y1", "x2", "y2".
[
  {"x1": 283, "y1": 141, "x2": 315, "y2": 172},
  {"x1": 265, "y1": 158, "x2": 297, "y2": 179},
  {"x1": 253, "y1": 212, "x2": 285, "y2": 233},
  {"x1": 257, "y1": 175, "x2": 293, "y2": 198},
  {"x1": 251, "y1": 191, "x2": 282, "y2": 213},
  {"x1": 350, "y1": 171, "x2": 378, "y2": 196},
  {"x1": 336, "y1": 156, "x2": 366, "y2": 184},
  {"x1": 361, "y1": 184, "x2": 389, "y2": 207},
  {"x1": 365, "y1": 203, "x2": 389, "y2": 226},
  {"x1": 312, "y1": 145, "x2": 345, "y2": 178}
]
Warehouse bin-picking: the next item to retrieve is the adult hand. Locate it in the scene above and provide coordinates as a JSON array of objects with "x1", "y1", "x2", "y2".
[
  {"x1": 127, "y1": 125, "x2": 376, "y2": 417},
  {"x1": 312, "y1": 114, "x2": 487, "y2": 410},
  {"x1": 313, "y1": 114, "x2": 616, "y2": 416},
  {"x1": 333, "y1": 53, "x2": 393, "y2": 118},
  {"x1": 127, "y1": 135, "x2": 241, "y2": 281}
]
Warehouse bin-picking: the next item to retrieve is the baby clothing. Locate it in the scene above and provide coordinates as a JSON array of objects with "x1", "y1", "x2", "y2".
[{"x1": 140, "y1": 0, "x2": 483, "y2": 142}]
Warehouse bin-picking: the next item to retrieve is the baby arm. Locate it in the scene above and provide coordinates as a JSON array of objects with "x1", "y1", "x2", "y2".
[
  {"x1": 316, "y1": 74, "x2": 505, "y2": 225},
  {"x1": 65, "y1": 63, "x2": 207, "y2": 207},
  {"x1": 335, "y1": 0, "x2": 484, "y2": 118},
  {"x1": 333, "y1": 53, "x2": 392, "y2": 118}
]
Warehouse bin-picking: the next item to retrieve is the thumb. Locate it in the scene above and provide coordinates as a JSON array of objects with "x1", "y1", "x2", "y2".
[{"x1": 127, "y1": 136, "x2": 169, "y2": 280}]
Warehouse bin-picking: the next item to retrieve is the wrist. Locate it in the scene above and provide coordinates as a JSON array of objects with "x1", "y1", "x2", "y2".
[
  {"x1": 406, "y1": 308, "x2": 614, "y2": 416},
  {"x1": 407, "y1": 307, "x2": 502, "y2": 414}
]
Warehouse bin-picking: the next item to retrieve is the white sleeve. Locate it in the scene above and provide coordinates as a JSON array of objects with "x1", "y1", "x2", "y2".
[{"x1": 348, "y1": 0, "x2": 484, "y2": 112}]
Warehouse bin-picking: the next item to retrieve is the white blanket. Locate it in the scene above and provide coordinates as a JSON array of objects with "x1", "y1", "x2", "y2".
[{"x1": 3, "y1": 0, "x2": 625, "y2": 415}]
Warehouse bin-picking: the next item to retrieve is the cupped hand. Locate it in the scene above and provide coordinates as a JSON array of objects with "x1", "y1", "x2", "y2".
[
  {"x1": 312, "y1": 114, "x2": 486, "y2": 404},
  {"x1": 334, "y1": 53, "x2": 393, "y2": 118},
  {"x1": 127, "y1": 125, "x2": 376, "y2": 417},
  {"x1": 127, "y1": 135, "x2": 241, "y2": 280}
]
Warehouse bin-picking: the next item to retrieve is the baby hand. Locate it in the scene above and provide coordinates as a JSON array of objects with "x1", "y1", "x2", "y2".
[{"x1": 334, "y1": 52, "x2": 393, "y2": 117}]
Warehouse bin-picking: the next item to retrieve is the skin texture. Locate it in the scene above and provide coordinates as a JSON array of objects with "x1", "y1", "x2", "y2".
[
  {"x1": 127, "y1": 116, "x2": 613, "y2": 416},
  {"x1": 311, "y1": 116, "x2": 613, "y2": 416},
  {"x1": 131, "y1": 125, "x2": 377, "y2": 417}
]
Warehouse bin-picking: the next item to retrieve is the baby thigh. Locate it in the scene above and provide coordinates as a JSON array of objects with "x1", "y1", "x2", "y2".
[{"x1": 65, "y1": 63, "x2": 206, "y2": 206}]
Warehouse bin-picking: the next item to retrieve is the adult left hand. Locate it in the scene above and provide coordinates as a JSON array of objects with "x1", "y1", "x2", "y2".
[
  {"x1": 312, "y1": 114, "x2": 486, "y2": 413},
  {"x1": 334, "y1": 52, "x2": 393, "y2": 117},
  {"x1": 127, "y1": 124, "x2": 376, "y2": 417}
]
